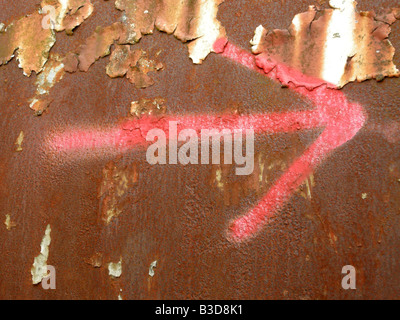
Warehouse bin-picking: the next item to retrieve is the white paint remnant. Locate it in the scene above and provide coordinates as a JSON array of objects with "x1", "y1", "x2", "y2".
[
  {"x1": 108, "y1": 259, "x2": 122, "y2": 278},
  {"x1": 31, "y1": 225, "x2": 52, "y2": 285},
  {"x1": 35, "y1": 57, "x2": 65, "y2": 96},
  {"x1": 188, "y1": 0, "x2": 226, "y2": 64},
  {"x1": 4, "y1": 214, "x2": 16, "y2": 230},
  {"x1": 250, "y1": 25, "x2": 265, "y2": 53},
  {"x1": 362, "y1": 193, "x2": 368, "y2": 199},
  {"x1": 29, "y1": 98, "x2": 40, "y2": 110},
  {"x1": 55, "y1": 0, "x2": 70, "y2": 28},
  {"x1": 149, "y1": 260, "x2": 157, "y2": 277},
  {"x1": 322, "y1": 0, "x2": 356, "y2": 86}
]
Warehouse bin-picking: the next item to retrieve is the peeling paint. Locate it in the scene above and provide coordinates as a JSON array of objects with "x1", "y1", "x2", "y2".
[
  {"x1": 31, "y1": 225, "x2": 52, "y2": 285},
  {"x1": 0, "y1": 13, "x2": 56, "y2": 76},
  {"x1": 40, "y1": 0, "x2": 94, "y2": 34},
  {"x1": 4, "y1": 215, "x2": 16, "y2": 230},
  {"x1": 0, "y1": 0, "x2": 226, "y2": 112},
  {"x1": 362, "y1": 193, "x2": 368, "y2": 199},
  {"x1": 250, "y1": 0, "x2": 400, "y2": 88},
  {"x1": 149, "y1": 260, "x2": 157, "y2": 277},
  {"x1": 108, "y1": 259, "x2": 122, "y2": 278},
  {"x1": 0, "y1": 1, "x2": 92, "y2": 78},
  {"x1": 15, "y1": 131, "x2": 24, "y2": 152},
  {"x1": 29, "y1": 54, "x2": 65, "y2": 114},
  {"x1": 34, "y1": 54, "x2": 65, "y2": 96},
  {"x1": 0, "y1": 0, "x2": 399, "y2": 300},
  {"x1": 115, "y1": 0, "x2": 226, "y2": 63}
]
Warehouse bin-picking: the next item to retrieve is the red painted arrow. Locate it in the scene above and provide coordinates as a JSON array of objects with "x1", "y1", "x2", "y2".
[{"x1": 47, "y1": 40, "x2": 366, "y2": 242}]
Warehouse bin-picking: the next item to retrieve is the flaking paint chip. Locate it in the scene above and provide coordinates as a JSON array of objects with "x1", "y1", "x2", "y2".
[
  {"x1": 31, "y1": 225, "x2": 52, "y2": 285},
  {"x1": 114, "y1": 0, "x2": 226, "y2": 63},
  {"x1": 250, "y1": 0, "x2": 400, "y2": 88},
  {"x1": 15, "y1": 131, "x2": 24, "y2": 152},
  {"x1": 149, "y1": 260, "x2": 157, "y2": 277},
  {"x1": 108, "y1": 259, "x2": 122, "y2": 278},
  {"x1": 106, "y1": 45, "x2": 164, "y2": 88},
  {"x1": 4, "y1": 214, "x2": 16, "y2": 230}
]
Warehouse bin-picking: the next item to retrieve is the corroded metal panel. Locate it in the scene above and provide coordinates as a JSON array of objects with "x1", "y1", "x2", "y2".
[{"x1": 0, "y1": 0, "x2": 399, "y2": 300}]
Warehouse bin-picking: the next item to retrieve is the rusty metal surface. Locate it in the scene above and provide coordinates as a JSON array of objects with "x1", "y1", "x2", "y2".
[{"x1": 0, "y1": 0, "x2": 400, "y2": 300}]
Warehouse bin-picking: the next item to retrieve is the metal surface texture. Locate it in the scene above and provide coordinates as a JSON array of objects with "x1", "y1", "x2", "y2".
[{"x1": 0, "y1": 0, "x2": 400, "y2": 300}]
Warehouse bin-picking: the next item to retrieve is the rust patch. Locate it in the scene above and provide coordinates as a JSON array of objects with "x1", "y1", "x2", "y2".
[
  {"x1": 106, "y1": 45, "x2": 164, "y2": 88},
  {"x1": 85, "y1": 253, "x2": 103, "y2": 268},
  {"x1": 130, "y1": 98, "x2": 167, "y2": 117},
  {"x1": 75, "y1": 22, "x2": 126, "y2": 72},
  {"x1": 210, "y1": 153, "x2": 288, "y2": 207},
  {"x1": 250, "y1": 0, "x2": 400, "y2": 88},
  {"x1": 98, "y1": 161, "x2": 139, "y2": 224},
  {"x1": 0, "y1": 1, "x2": 93, "y2": 77},
  {"x1": 296, "y1": 174, "x2": 315, "y2": 201}
]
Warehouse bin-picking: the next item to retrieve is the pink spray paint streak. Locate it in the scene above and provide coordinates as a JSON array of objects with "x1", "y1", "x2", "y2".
[{"x1": 48, "y1": 39, "x2": 366, "y2": 242}]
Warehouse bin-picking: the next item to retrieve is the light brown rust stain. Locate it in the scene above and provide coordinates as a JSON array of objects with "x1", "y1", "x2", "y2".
[
  {"x1": 0, "y1": 12, "x2": 56, "y2": 76},
  {"x1": 297, "y1": 174, "x2": 315, "y2": 201},
  {"x1": 98, "y1": 161, "x2": 139, "y2": 224},
  {"x1": 15, "y1": 131, "x2": 24, "y2": 152},
  {"x1": 85, "y1": 253, "x2": 103, "y2": 268},
  {"x1": 130, "y1": 97, "x2": 167, "y2": 117},
  {"x1": 250, "y1": 0, "x2": 400, "y2": 88},
  {"x1": 74, "y1": 22, "x2": 127, "y2": 72},
  {"x1": 210, "y1": 152, "x2": 288, "y2": 207},
  {"x1": 107, "y1": 45, "x2": 164, "y2": 88}
]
